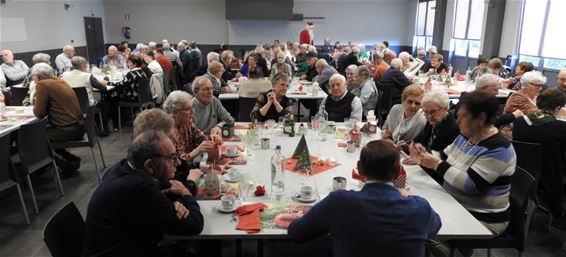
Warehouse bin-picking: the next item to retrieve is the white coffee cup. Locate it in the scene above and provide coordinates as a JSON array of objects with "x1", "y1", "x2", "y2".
[
  {"x1": 299, "y1": 186, "x2": 314, "y2": 199},
  {"x1": 226, "y1": 146, "x2": 238, "y2": 155},
  {"x1": 221, "y1": 195, "x2": 236, "y2": 210}
]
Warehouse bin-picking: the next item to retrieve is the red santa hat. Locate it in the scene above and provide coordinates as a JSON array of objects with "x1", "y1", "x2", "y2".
[{"x1": 307, "y1": 21, "x2": 314, "y2": 26}]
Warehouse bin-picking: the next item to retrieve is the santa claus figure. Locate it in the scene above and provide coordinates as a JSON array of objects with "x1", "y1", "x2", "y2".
[{"x1": 300, "y1": 21, "x2": 314, "y2": 45}]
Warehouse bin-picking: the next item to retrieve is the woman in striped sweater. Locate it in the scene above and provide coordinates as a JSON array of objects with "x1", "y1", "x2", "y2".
[{"x1": 416, "y1": 91, "x2": 516, "y2": 236}]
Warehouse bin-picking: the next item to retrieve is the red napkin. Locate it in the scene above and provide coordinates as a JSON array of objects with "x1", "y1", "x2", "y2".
[
  {"x1": 234, "y1": 124, "x2": 249, "y2": 130},
  {"x1": 352, "y1": 169, "x2": 366, "y2": 182},
  {"x1": 235, "y1": 203, "x2": 268, "y2": 234}
]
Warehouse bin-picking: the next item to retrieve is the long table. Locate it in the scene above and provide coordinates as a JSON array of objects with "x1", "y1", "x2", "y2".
[
  {"x1": 166, "y1": 123, "x2": 492, "y2": 241},
  {"x1": 0, "y1": 106, "x2": 38, "y2": 137}
]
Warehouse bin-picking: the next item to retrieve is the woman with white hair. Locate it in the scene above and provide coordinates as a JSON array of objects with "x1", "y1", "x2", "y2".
[
  {"x1": 345, "y1": 64, "x2": 358, "y2": 91},
  {"x1": 351, "y1": 65, "x2": 378, "y2": 116},
  {"x1": 21, "y1": 53, "x2": 52, "y2": 106},
  {"x1": 504, "y1": 71, "x2": 546, "y2": 115},
  {"x1": 270, "y1": 51, "x2": 292, "y2": 79},
  {"x1": 409, "y1": 90, "x2": 459, "y2": 168}
]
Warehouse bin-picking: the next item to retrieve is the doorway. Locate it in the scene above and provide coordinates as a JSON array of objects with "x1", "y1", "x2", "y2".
[{"x1": 84, "y1": 17, "x2": 105, "y2": 66}]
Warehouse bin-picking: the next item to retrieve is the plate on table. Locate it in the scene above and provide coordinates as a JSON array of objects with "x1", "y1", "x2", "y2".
[
  {"x1": 223, "y1": 151, "x2": 240, "y2": 158},
  {"x1": 292, "y1": 194, "x2": 317, "y2": 203},
  {"x1": 222, "y1": 172, "x2": 241, "y2": 183},
  {"x1": 298, "y1": 80, "x2": 312, "y2": 85},
  {"x1": 290, "y1": 91, "x2": 308, "y2": 95},
  {"x1": 215, "y1": 202, "x2": 240, "y2": 213}
]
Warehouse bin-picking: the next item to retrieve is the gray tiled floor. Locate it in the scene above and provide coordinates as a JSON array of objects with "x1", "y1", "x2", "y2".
[{"x1": 0, "y1": 127, "x2": 565, "y2": 257}]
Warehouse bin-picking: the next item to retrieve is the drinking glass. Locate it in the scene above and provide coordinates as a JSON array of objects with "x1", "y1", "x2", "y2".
[{"x1": 239, "y1": 174, "x2": 254, "y2": 201}]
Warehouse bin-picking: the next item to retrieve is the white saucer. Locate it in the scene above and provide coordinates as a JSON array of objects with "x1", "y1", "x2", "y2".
[
  {"x1": 222, "y1": 173, "x2": 240, "y2": 183},
  {"x1": 215, "y1": 202, "x2": 240, "y2": 213},
  {"x1": 292, "y1": 194, "x2": 317, "y2": 203},
  {"x1": 223, "y1": 151, "x2": 240, "y2": 158}
]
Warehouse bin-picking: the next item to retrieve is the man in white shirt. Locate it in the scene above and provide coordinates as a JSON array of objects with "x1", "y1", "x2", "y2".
[
  {"x1": 144, "y1": 51, "x2": 163, "y2": 78},
  {"x1": 55, "y1": 44, "x2": 75, "y2": 74},
  {"x1": 0, "y1": 49, "x2": 29, "y2": 88}
]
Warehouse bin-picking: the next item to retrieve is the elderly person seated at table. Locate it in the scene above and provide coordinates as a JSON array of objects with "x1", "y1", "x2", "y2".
[
  {"x1": 382, "y1": 85, "x2": 426, "y2": 148},
  {"x1": 383, "y1": 49, "x2": 397, "y2": 66},
  {"x1": 32, "y1": 63, "x2": 85, "y2": 177},
  {"x1": 111, "y1": 54, "x2": 152, "y2": 102},
  {"x1": 238, "y1": 67, "x2": 272, "y2": 98},
  {"x1": 372, "y1": 50, "x2": 389, "y2": 83},
  {"x1": 189, "y1": 52, "x2": 219, "y2": 83},
  {"x1": 0, "y1": 49, "x2": 29, "y2": 88},
  {"x1": 299, "y1": 52, "x2": 318, "y2": 82},
  {"x1": 192, "y1": 76, "x2": 234, "y2": 135},
  {"x1": 62, "y1": 56, "x2": 108, "y2": 106},
  {"x1": 84, "y1": 130, "x2": 204, "y2": 257},
  {"x1": 143, "y1": 51, "x2": 163, "y2": 78},
  {"x1": 504, "y1": 71, "x2": 545, "y2": 116},
  {"x1": 421, "y1": 54, "x2": 448, "y2": 75},
  {"x1": 203, "y1": 61, "x2": 233, "y2": 97},
  {"x1": 240, "y1": 53, "x2": 268, "y2": 78},
  {"x1": 513, "y1": 88, "x2": 566, "y2": 230},
  {"x1": 505, "y1": 61, "x2": 533, "y2": 90},
  {"x1": 250, "y1": 73, "x2": 294, "y2": 122},
  {"x1": 313, "y1": 59, "x2": 339, "y2": 92},
  {"x1": 351, "y1": 65, "x2": 378, "y2": 116},
  {"x1": 345, "y1": 64, "x2": 358, "y2": 91},
  {"x1": 379, "y1": 58, "x2": 412, "y2": 105},
  {"x1": 398, "y1": 51, "x2": 413, "y2": 72},
  {"x1": 318, "y1": 74, "x2": 362, "y2": 122},
  {"x1": 488, "y1": 58, "x2": 505, "y2": 78},
  {"x1": 288, "y1": 140, "x2": 441, "y2": 257},
  {"x1": 557, "y1": 68, "x2": 566, "y2": 94},
  {"x1": 270, "y1": 51, "x2": 293, "y2": 79},
  {"x1": 19, "y1": 53, "x2": 52, "y2": 106},
  {"x1": 405, "y1": 91, "x2": 459, "y2": 165},
  {"x1": 55, "y1": 44, "x2": 75, "y2": 74},
  {"x1": 102, "y1": 45, "x2": 127, "y2": 70},
  {"x1": 418, "y1": 91, "x2": 516, "y2": 237},
  {"x1": 469, "y1": 57, "x2": 491, "y2": 82}
]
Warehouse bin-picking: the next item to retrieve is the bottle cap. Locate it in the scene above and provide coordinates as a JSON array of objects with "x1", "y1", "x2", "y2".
[{"x1": 275, "y1": 145, "x2": 281, "y2": 150}]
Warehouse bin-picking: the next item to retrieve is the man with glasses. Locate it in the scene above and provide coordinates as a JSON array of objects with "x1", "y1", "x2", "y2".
[{"x1": 84, "y1": 130, "x2": 204, "y2": 257}]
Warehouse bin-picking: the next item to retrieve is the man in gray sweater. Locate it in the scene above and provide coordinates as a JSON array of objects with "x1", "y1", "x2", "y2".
[
  {"x1": 191, "y1": 76, "x2": 234, "y2": 135},
  {"x1": 1, "y1": 49, "x2": 29, "y2": 88}
]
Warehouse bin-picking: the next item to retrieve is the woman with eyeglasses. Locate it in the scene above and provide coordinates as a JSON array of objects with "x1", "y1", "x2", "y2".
[
  {"x1": 162, "y1": 91, "x2": 227, "y2": 185},
  {"x1": 381, "y1": 84, "x2": 426, "y2": 150},
  {"x1": 408, "y1": 90, "x2": 459, "y2": 165},
  {"x1": 504, "y1": 71, "x2": 546, "y2": 116}
]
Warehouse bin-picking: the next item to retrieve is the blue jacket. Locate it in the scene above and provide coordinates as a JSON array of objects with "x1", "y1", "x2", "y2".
[
  {"x1": 379, "y1": 67, "x2": 412, "y2": 105},
  {"x1": 288, "y1": 183, "x2": 441, "y2": 257}
]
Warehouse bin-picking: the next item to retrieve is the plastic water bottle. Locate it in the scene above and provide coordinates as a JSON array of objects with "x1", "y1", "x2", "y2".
[
  {"x1": 447, "y1": 66, "x2": 453, "y2": 78},
  {"x1": 0, "y1": 93, "x2": 6, "y2": 121},
  {"x1": 465, "y1": 66, "x2": 472, "y2": 83},
  {"x1": 270, "y1": 145, "x2": 285, "y2": 200},
  {"x1": 317, "y1": 109, "x2": 328, "y2": 141}
]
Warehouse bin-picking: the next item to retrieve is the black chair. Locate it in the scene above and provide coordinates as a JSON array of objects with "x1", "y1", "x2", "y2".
[
  {"x1": 238, "y1": 97, "x2": 257, "y2": 122},
  {"x1": 43, "y1": 202, "x2": 85, "y2": 257},
  {"x1": 51, "y1": 106, "x2": 106, "y2": 182},
  {"x1": 376, "y1": 84, "x2": 392, "y2": 127},
  {"x1": 511, "y1": 141, "x2": 542, "y2": 201},
  {"x1": 72, "y1": 87, "x2": 104, "y2": 132},
  {"x1": 117, "y1": 79, "x2": 154, "y2": 129},
  {"x1": 10, "y1": 86, "x2": 28, "y2": 106},
  {"x1": 15, "y1": 118, "x2": 64, "y2": 214},
  {"x1": 0, "y1": 134, "x2": 30, "y2": 224},
  {"x1": 163, "y1": 69, "x2": 172, "y2": 96},
  {"x1": 449, "y1": 167, "x2": 536, "y2": 257}
]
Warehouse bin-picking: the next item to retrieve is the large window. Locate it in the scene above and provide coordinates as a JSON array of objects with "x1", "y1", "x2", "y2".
[
  {"x1": 451, "y1": 0, "x2": 485, "y2": 58},
  {"x1": 413, "y1": 0, "x2": 435, "y2": 50},
  {"x1": 519, "y1": 0, "x2": 566, "y2": 70}
]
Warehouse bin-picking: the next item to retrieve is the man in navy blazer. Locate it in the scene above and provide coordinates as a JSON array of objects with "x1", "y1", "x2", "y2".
[
  {"x1": 379, "y1": 58, "x2": 413, "y2": 105},
  {"x1": 288, "y1": 140, "x2": 441, "y2": 257}
]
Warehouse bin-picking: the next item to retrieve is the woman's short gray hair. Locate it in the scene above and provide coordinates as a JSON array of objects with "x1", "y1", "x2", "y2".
[
  {"x1": 271, "y1": 72, "x2": 289, "y2": 85},
  {"x1": 207, "y1": 52, "x2": 220, "y2": 63},
  {"x1": 163, "y1": 90, "x2": 193, "y2": 113},
  {"x1": 71, "y1": 56, "x2": 89, "y2": 70},
  {"x1": 421, "y1": 90, "x2": 450, "y2": 109},
  {"x1": 31, "y1": 63, "x2": 54, "y2": 79},
  {"x1": 390, "y1": 58, "x2": 403, "y2": 69},
  {"x1": 32, "y1": 53, "x2": 51, "y2": 64},
  {"x1": 520, "y1": 71, "x2": 547, "y2": 86},
  {"x1": 346, "y1": 64, "x2": 358, "y2": 74},
  {"x1": 356, "y1": 65, "x2": 371, "y2": 78}
]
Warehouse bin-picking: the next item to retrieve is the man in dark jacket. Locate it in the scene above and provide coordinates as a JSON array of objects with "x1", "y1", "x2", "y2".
[
  {"x1": 379, "y1": 58, "x2": 412, "y2": 105},
  {"x1": 84, "y1": 130, "x2": 204, "y2": 257}
]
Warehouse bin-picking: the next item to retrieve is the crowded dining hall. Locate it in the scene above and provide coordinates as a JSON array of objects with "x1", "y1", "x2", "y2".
[{"x1": 1, "y1": 0, "x2": 566, "y2": 256}]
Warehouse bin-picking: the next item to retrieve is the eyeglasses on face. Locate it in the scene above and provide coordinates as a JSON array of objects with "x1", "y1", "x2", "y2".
[{"x1": 422, "y1": 108, "x2": 441, "y2": 116}]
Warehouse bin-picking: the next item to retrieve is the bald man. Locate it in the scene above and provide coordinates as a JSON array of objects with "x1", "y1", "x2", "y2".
[
  {"x1": 313, "y1": 59, "x2": 338, "y2": 92},
  {"x1": 557, "y1": 68, "x2": 566, "y2": 94},
  {"x1": 0, "y1": 49, "x2": 29, "y2": 88},
  {"x1": 102, "y1": 45, "x2": 127, "y2": 70},
  {"x1": 55, "y1": 44, "x2": 75, "y2": 74}
]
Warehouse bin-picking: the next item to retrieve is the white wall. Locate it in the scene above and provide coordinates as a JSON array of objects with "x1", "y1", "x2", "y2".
[
  {"x1": 103, "y1": 0, "x2": 417, "y2": 46},
  {"x1": 0, "y1": 0, "x2": 106, "y2": 53},
  {"x1": 499, "y1": 0, "x2": 523, "y2": 58},
  {"x1": 102, "y1": 0, "x2": 227, "y2": 44}
]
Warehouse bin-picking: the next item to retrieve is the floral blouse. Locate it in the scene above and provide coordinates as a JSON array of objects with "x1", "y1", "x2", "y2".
[{"x1": 172, "y1": 123, "x2": 209, "y2": 161}]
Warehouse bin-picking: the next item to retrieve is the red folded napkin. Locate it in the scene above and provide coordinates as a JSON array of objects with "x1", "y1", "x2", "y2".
[
  {"x1": 235, "y1": 203, "x2": 268, "y2": 234},
  {"x1": 352, "y1": 169, "x2": 366, "y2": 182}
]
